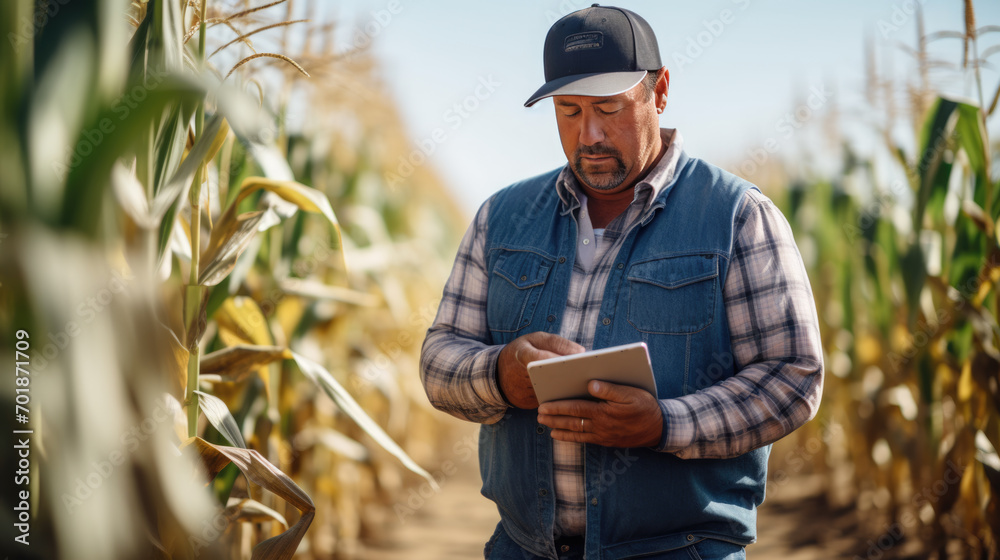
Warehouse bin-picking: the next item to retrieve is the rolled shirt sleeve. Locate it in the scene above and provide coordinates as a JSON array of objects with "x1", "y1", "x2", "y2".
[{"x1": 419, "y1": 197, "x2": 510, "y2": 424}]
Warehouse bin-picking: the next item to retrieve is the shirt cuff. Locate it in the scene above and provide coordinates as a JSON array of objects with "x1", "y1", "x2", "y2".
[
  {"x1": 473, "y1": 344, "x2": 509, "y2": 411},
  {"x1": 654, "y1": 399, "x2": 695, "y2": 453}
]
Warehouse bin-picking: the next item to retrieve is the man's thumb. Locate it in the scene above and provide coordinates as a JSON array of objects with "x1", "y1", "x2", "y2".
[{"x1": 589, "y1": 380, "x2": 624, "y2": 401}]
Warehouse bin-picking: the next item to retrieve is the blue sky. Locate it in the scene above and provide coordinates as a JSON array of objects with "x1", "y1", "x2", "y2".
[{"x1": 317, "y1": 1, "x2": 999, "y2": 213}]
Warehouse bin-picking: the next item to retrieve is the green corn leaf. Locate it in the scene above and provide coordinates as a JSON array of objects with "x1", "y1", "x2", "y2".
[
  {"x1": 950, "y1": 211, "x2": 989, "y2": 293},
  {"x1": 154, "y1": 112, "x2": 223, "y2": 259},
  {"x1": 953, "y1": 102, "x2": 994, "y2": 218},
  {"x1": 901, "y1": 242, "x2": 926, "y2": 327},
  {"x1": 913, "y1": 97, "x2": 958, "y2": 231}
]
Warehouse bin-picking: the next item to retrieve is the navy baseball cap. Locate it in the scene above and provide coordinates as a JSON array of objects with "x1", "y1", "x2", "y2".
[{"x1": 524, "y1": 4, "x2": 662, "y2": 107}]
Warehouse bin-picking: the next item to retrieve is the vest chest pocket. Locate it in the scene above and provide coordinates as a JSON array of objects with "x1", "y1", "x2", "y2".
[
  {"x1": 627, "y1": 254, "x2": 719, "y2": 334},
  {"x1": 487, "y1": 250, "x2": 554, "y2": 333}
]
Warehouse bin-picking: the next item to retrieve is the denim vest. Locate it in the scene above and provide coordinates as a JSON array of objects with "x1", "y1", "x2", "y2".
[{"x1": 480, "y1": 152, "x2": 769, "y2": 560}]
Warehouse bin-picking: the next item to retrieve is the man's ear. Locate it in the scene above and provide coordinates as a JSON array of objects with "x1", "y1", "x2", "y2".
[{"x1": 655, "y1": 67, "x2": 669, "y2": 113}]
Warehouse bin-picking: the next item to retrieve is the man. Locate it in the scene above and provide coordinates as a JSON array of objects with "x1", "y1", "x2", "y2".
[{"x1": 420, "y1": 5, "x2": 823, "y2": 560}]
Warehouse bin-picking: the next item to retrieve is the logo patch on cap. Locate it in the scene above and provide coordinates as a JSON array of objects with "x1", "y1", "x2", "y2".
[{"x1": 564, "y1": 32, "x2": 603, "y2": 52}]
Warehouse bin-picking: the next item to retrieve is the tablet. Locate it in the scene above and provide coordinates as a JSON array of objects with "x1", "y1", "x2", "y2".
[{"x1": 527, "y1": 342, "x2": 657, "y2": 404}]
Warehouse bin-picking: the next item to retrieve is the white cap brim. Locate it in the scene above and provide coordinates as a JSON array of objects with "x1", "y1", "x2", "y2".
[{"x1": 524, "y1": 71, "x2": 647, "y2": 107}]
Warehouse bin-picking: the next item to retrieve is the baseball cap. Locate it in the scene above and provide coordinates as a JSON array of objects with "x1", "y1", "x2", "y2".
[{"x1": 524, "y1": 4, "x2": 662, "y2": 107}]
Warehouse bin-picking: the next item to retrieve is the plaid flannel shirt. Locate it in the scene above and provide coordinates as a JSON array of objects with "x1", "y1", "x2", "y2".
[{"x1": 419, "y1": 129, "x2": 824, "y2": 536}]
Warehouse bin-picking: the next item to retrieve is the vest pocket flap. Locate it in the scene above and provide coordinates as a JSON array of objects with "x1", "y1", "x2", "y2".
[
  {"x1": 628, "y1": 254, "x2": 718, "y2": 289},
  {"x1": 492, "y1": 251, "x2": 553, "y2": 289}
]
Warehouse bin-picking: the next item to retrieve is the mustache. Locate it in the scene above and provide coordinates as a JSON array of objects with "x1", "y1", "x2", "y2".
[{"x1": 575, "y1": 144, "x2": 622, "y2": 160}]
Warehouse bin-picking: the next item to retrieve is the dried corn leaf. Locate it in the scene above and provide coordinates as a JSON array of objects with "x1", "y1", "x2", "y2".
[
  {"x1": 195, "y1": 390, "x2": 247, "y2": 448},
  {"x1": 164, "y1": 323, "x2": 190, "y2": 398},
  {"x1": 979, "y1": 460, "x2": 1000, "y2": 496},
  {"x1": 201, "y1": 344, "x2": 292, "y2": 382},
  {"x1": 225, "y1": 498, "x2": 288, "y2": 528},
  {"x1": 198, "y1": 209, "x2": 265, "y2": 286},
  {"x1": 293, "y1": 426, "x2": 370, "y2": 462},
  {"x1": 204, "y1": 116, "x2": 231, "y2": 165},
  {"x1": 181, "y1": 437, "x2": 315, "y2": 560},
  {"x1": 291, "y1": 351, "x2": 439, "y2": 490},
  {"x1": 235, "y1": 177, "x2": 340, "y2": 232},
  {"x1": 278, "y1": 277, "x2": 379, "y2": 306},
  {"x1": 972, "y1": 351, "x2": 1000, "y2": 415},
  {"x1": 215, "y1": 297, "x2": 275, "y2": 401},
  {"x1": 215, "y1": 297, "x2": 273, "y2": 346},
  {"x1": 937, "y1": 429, "x2": 972, "y2": 515}
]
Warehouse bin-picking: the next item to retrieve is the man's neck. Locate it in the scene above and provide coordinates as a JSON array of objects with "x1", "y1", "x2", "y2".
[{"x1": 583, "y1": 137, "x2": 668, "y2": 229}]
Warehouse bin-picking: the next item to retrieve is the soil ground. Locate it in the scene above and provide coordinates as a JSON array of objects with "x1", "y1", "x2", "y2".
[{"x1": 356, "y1": 424, "x2": 872, "y2": 559}]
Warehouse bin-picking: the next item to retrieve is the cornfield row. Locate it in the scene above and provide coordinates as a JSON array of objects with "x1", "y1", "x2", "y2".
[
  {"x1": 1, "y1": 0, "x2": 466, "y2": 558},
  {"x1": 766, "y1": 3, "x2": 1000, "y2": 558}
]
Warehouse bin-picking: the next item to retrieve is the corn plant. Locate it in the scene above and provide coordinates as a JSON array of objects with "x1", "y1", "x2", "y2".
[
  {"x1": 773, "y1": 3, "x2": 1000, "y2": 557},
  {"x1": 1, "y1": 1, "x2": 467, "y2": 558}
]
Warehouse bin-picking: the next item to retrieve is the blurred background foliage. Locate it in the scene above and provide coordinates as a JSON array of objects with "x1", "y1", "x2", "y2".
[
  {"x1": 1, "y1": 0, "x2": 466, "y2": 558},
  {"x1": 762, "y1": 2, "x2": 1000, "y2": 558},
  {"x1": 2, "y1": 0, "x2": 1000, "y2": 559}
]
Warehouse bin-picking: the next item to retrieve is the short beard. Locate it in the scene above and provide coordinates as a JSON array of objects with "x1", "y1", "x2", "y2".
[{"x1": 572, "y1": 143, "x2": 628, "y2": 191}]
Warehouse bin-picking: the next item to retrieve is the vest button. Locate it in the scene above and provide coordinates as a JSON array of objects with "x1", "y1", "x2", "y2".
[
  {"x1": 539, "y1": 489, "x2": 548, "y2": 497},
  {"x1": 617, "y1": 263, "x2": 624, "y2": 269},
  {"x1": 520, "y1": 275, "x2": 527, "y2": 282},
  {"x1": 536, "y1": 426, "x2": 545, "y2": 434},
  {"x1": 560, "y1": 544, "x2": 571, "y2": 553},
  {"x1": 590, "y1": 497, "x2": 598, "y2": 506},
  {"x1": 559, "y1": 257, "x2": 567, "y2": 264},
  {"x1": 602, "y1": 317, "x2": 611, "y2": 326},
  {"x1": 547, "y1": 315, "x2": 555, "y2": 322}
]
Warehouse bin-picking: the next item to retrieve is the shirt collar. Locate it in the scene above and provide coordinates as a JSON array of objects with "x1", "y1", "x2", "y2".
[{"x1": 556, "y1": 128, "x2": 684, "y2": 214}]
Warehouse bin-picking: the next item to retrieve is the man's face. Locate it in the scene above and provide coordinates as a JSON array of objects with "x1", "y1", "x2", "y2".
[{"x1": 553, "y1": 73, "x2": 666, "y2": 194}]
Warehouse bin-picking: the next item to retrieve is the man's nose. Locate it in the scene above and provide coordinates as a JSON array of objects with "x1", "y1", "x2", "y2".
[{"x1": 578, "y1": 112, "x2": 605, "y2": 146}]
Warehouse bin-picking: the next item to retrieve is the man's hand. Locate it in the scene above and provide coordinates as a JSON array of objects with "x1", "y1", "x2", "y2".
[
  {"x1": 536, "y1": 380, "x2": 663, "y2": 448},
  {"x1": 497, "y1": 332, "x2": 585, "y2": 409}
]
